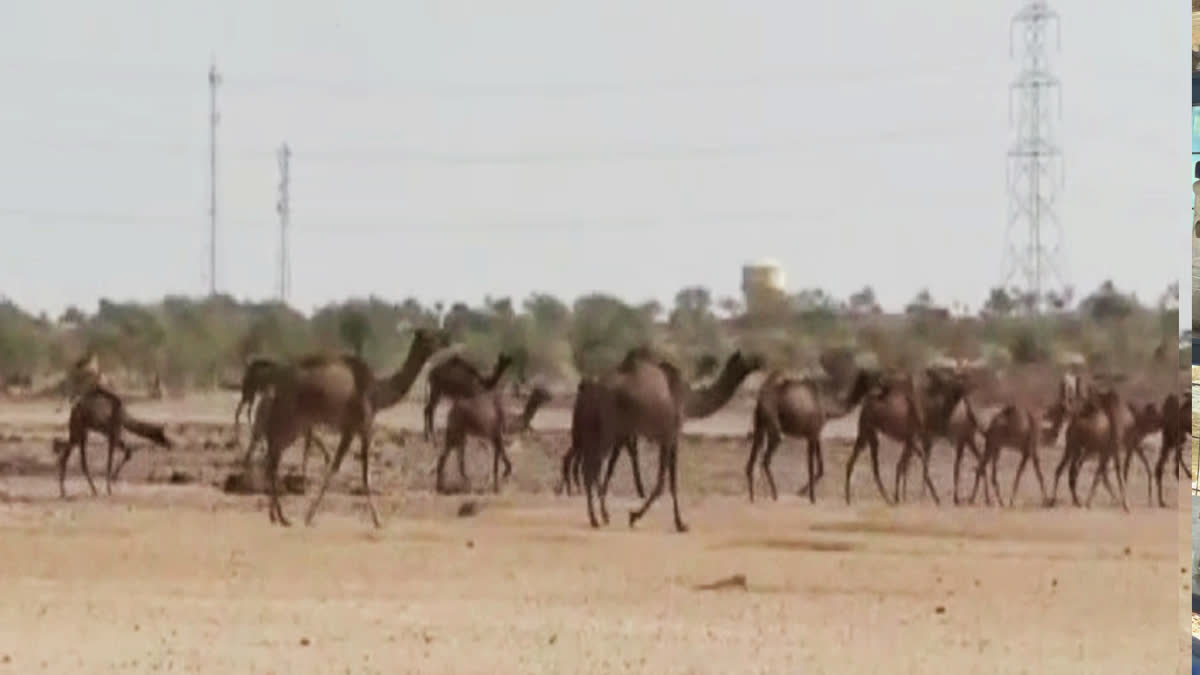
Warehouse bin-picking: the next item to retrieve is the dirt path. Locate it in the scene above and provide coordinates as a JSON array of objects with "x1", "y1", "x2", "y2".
[{"x1": 0, "y1": 397, "x2": 1189, "y2": 673}]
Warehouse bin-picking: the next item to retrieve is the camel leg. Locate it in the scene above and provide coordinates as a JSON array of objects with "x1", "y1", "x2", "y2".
[
  {"x1": 951, "y1": 440, "x2": 967, "y2": 506},
  {"x1": 666, "y1": 442, "x2": 687, "y2": 533},
  {"x1": 423, "y1": 387, "x2": 440, "y2": 442},
  {"x1": 600, "y1": 441, "x2": 623, "y2": 496},
  {"x1": 625, "y1": 438, "x2": 646, "y2": 499},
  {"x1": 988, "y1": 446, "x2": 1005, "y2": 508},
  {"x1": 57, "y1": 439, "x2": 78, "y2": 499},
  {"x1": 434, "y1": 439, "x2": 455, "y2": 494},
  {"x1": 490, "y1": 434, "x2": 505, "y2": 494},
  {"x1": 1122, "y1": 444, "x2": 1153, "y2": 506},
  {"x1": 916, "y1": 440, "x2": 940, "y2": 506},
  {"x1": 866, "y1": 435, "x2": 892, "y2": 506},
  {"x1": 104, "y1": 430, "x2": 118, "y2": 496},
  {"x1": 1111, "y1": 449, "x2": 1129, "y2": 512},
  {"x1": 1083, "y1": 454, "x2": 1112, "y2": 508},
  {"x1": 1007, "y1": 454, "x2": 1029, "y2": 508},
  {"x1": 78, "y1": 434, "x2": 98, "y2": 497},
  {"x1": 744, "y1": 420, "x2": 764, "y2": 503},
  {"x1": 556, "y1": 447, "x2": 574, "y2": 496},
  {"x1": 264, "y1": 437, "x2": 290, "y2": 527},
  {"x1": 892, "y1": 444, "x2": 911, "y2": 504},
  {"x1": 457, "y1": 443, "x2": 471, "y2": 488},
  {"x1": 795, "y1": 434, "x2": 824, "y2": 504},
  {"x1": 761, "y1": 426, "x2": 783, "y2": 502},
  {"x1": 968, "y1": 435, "x2": 995, "y2": 505},
  {"x1": 1154, "y1": 444, "x2": 1170, "y2": 508},
  {"x1": 843, "y1": 433, "x2": 868, "y2": 505},
  {"x1": 1178, "y1": 444, "x2": 1192, "y2": 479},
  {"x1": 628, "y1": 443, "x2": 669, "y2": 528},
  {"x1": 304, "y1": 432, "x2": 354, "y2": 527},
  {"x1": 1027, "y1": 443, "x2": 1048, "y2": 505},
  {"x1": 356, "y1": 428, "x2": 381, "y2": 527},
  {"x1": 233, "y1": 396, "x2": 248, "y2": 447}
]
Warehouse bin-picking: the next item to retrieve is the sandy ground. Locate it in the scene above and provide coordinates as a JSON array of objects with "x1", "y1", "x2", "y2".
[{"x1": 0, "y1": 394, "x2": 1191, "y2": 674}]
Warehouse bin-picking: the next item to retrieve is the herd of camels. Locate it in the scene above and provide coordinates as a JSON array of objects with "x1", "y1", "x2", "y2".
[{"x1": 47, "y1": 327, "x2": 1193, "y2": 532}]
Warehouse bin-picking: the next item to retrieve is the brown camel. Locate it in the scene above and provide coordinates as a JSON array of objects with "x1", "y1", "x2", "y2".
[
  {"x1": 562, "y1": 351, "x2": 760, "y2": 499},
  {"x1": 1118, "y1": 401, "x2": 1163, "y2": 505},
  {"x1": 905, "y1": 368, "x2": 986, "y2": 505},
  {"x1": 842, "y1": 370, "x2": 940, "y2": 505},
  {"x1": 1045, "y1": 387, "x2": 1132, "y2": 511},
  {"x1": 575, "y1": 347, "x2": 763, "y2": 531},
  {"x1": 261, "y1": 328, "x2": 451, "y2": 527},
  {"x1": 1153, "y1": 391, "x2": 1190, "y2": 507},
  {"x1": 744, "y1": 369, "x2": 859, "y2": 503},
  {"x1": 966, "y1": 403, "x2": 1047, "y2": 508},
  {"x1": 423, "y1": 353, "x2": 515, "y2": 441},
  {"x1": 233, "y1": 357, "x2": 281, "y2": 444},
  {"x1": 55, "y1": 385, "x2": 172, "y2": 498},
  {"x1": 433, "y1": 354, "x2": 515, "y2": 493},
  {"x1": 242, "y1": 389, "x2": 331, "y2": 479}
]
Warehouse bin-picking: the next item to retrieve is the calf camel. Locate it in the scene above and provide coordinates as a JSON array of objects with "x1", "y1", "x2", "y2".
[
  {"x1": 966, "y1": 403, "x2": 1047, "y2": 508},
  {"x1": 423, "y1": 353, "x2": 514, "y2": 442},
  {"x1": 576, "y1": 348, "x2": 763, "y2": 531},
  {"x1": 261, "y1": 328, "x2": 451, "y2": 527},
  {"x1": 842, "y1": 370, "x2": 940, "y2": 505},
  {"x1": 55, "y1": 385, "x2": 172, "y2": 498},
  {"x1": 744, "y1": 369, "x2": 859, "y2": 503},
  {"x1": 433, "y1": 354, "x2": 515, "y2": 493},
  {"x1": 232, "y1": 357, "x2": 281, "y2": 444}
]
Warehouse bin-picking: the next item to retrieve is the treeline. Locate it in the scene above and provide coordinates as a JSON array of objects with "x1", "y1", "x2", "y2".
[{"x1": 0, "y1": 280, "x2": 1182, "y2": 391}]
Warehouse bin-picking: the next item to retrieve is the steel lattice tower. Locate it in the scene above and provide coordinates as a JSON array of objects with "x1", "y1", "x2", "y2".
[{"x1": 1001, "y1": 1, "x2": 1065, "y2": 314}]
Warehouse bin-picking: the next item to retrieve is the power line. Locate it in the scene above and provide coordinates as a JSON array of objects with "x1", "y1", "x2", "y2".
[{"x1": 1, "y1": 125, "x2": 980, "y2": 166}]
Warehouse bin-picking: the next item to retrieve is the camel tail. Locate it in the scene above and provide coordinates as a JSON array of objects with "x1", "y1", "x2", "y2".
[{"x1": 123, "y1": 416, "x2": 172, "y2": 448}]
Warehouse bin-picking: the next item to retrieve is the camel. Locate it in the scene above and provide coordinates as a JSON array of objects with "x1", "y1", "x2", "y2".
[
  {"x1": 574, "y1": 347, "x2": 763, "y2": 531},
  {"x1": 907, "y1": 368, "x2": 986, "y2": 505},
  {"x1": 1118, "y1": 401, "x2": 1163, "y2": 505},
  {"x1": 432, "y1": 354, "x2": 515, "y2": 493},
  {"x1": 260, "y1": 328, "x2": 451, "y2": 527},
  {"x1": 561, "y1": 352, "x2": 760, "y2": 499},
  {"x1": 1153, "y1": 391, "x2": 1190, "y2": 507},
  {"x1": 242, "y1": 389, "x2": 332, "y2": 479},
  {"x1": 423, "y1": 353, "x2": 515, "y2": 442},
  {"x1": 842, "y1": 369, "x2": 940, "y2": 505},
  {"x1": 55, "y1": 385, "x2": 172, "y2": 498},
  {"x1": 743, "y1": 369, "x2": 859, "y2": 503},
  {"x1": 233, "y1": 357, "x2": 281, "y2": 444},
  {"x1": 64, "y1": 352, "x2": 103, "y2": 403},
  {"x1": 1045, "y1": 387, "x2": 1132, "y2": 511},
  {"x1": 966, "y1": 404, "x2": 1047, "y2": 508}
]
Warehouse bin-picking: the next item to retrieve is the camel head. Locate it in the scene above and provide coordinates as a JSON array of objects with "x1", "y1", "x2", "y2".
[
  {"x1": 721, "y1": 350, "x2": 765, "y2": 378},
  {"x1": 844, "y1": 369, "x2": 883, "y2": 409},
  {"x1": 410, "y1": 328, "x2": 453, "y2": 358}
]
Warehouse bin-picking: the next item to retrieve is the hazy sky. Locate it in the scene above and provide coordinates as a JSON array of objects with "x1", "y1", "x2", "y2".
[{"x1": 0, "y1": 1, "x2": 1186, "y2": 325}]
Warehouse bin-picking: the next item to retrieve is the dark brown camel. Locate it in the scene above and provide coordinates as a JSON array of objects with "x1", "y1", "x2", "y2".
[
  {"x1": 233, "y1": 357, "x2": 281, "y2": 444},
  {"x1": 842, "y1": 370, "x2": 940, "y2": 505},
  {"x1": 1153, "y1": 391, "x2": 1190, "y2": 506},
  {"x1": 575, "y1": 348, "x2": 763, "y2": 531},
  {"x1": 261, "y1": 328, "x2": 451, "y2": 527},
  {"x1": 423, "y1": 353, "x2": 514, "y2": 441},
  {"x1": 433, "y1": 354, "x2": 515, "y2": 493},
  {"x1": 744, "y1": 369, "x2": 859, "y2": 503},
  {"x1": 55, "y1": 385, "x2": 172, "y2": 498},
  {"x1": 966, "y1": 403, "x2": 1047, "y2": 508}
]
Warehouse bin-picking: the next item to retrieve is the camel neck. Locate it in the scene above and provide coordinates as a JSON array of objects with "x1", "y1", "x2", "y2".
[
  {"x1": 372, "y1": 349, "x2": 432, "y2": 410},
  {"x1": 683, "y1": 363, "x2": 749, "y2": 419}
]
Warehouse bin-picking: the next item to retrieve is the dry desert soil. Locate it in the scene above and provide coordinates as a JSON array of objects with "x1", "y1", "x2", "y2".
[{"x1": 0, "y1": 394, "x2": 1191, "y2": 674}]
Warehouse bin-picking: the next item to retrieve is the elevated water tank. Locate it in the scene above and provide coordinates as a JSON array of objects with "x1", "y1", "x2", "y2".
[
  {"x1": 741, "y1": 258, "x2": 786, "y2": 295},
  {"x1": 741, "y1": 259, "x2": 787, "y2": 314}
]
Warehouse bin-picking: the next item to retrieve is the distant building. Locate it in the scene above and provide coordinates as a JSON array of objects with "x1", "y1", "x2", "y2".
[{"x1": 741, "y1": 259, "x2": 787, "y2": 314}]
